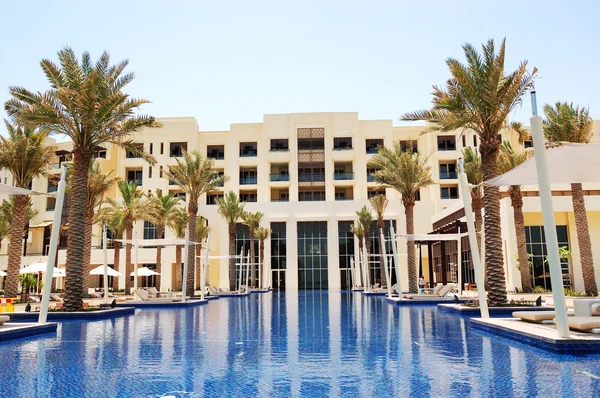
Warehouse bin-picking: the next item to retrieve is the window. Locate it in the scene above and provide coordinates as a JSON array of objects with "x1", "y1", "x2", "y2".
[
  {"x1": 159, "y1": 166, "x2": 163, "y2": 178},
  {"x1": 46, "y1": 197, "x2": 56, "y2": 211},
  {"x1": 215, "y1": 170, "x2": 225, "y2": 187},
  {"x1": 173, "y1": 192, "x2": 186, "y2": 202},
  {"x1": 160, "y1": 143, "x2": 164, "y2": 155},
  {"x1": 437, "y1": 135, "x2": 456, "y2": 151},
  {"x1": 170, "y1": 142, "x2": 187, "y2": 157},
  {"x1": 239, "y1": 142, "x2": 257, "y2": 157},
  {"x1": 149, "y1": 143, "x2": 153, "y2": 154},
  {"x1": 441, "y1": 186, "x2": 459, "y2": 199},
  {"x1": 334, "y1": 188, "x2": 353, "y2": 201},
  {"x1": 524, "y1": 140, "x2": 533, "y2": 149},
  {"x1": 94, "y1": 149, "x2": 107, "y2": 159},
  {"x1": 338, "y1": 221, "x2": 355, "y2": 290},
  {"x1": 366, "y1": 167, "x2": 379, "y2": 183},
  {"x1": 439, "y1": 163, "x2": 457, "y2": 179},
  {"x1": 473, "y1": 136, "x2": 478, "y2": 147},
  {"x1": 525, "y1": 225, "x2": 570, "y2": 291},
  {"x1": 240, "y1": 191, "x2": 257, "y2": 202},
  {"x1": 333, "y1": 137, "x2": 352, "y2": 150},
  {"x1": 271, "y1": 222, "x2": 287, "y2": 270},
  {"x1": 462, "y1": 135, "x2": 466, "y2": 147},
  {"x1": 299, "y1": 190, "x2": 325, "y2": 201},
  {"x1": 207, "y1": 145, "x2": 225, "y2": 160},
  {"x1": 415, "y1": 190, "x2": 421, "y2": 201},
  {"x1": 270, "y1": 139, "x2": 289, "y2": 151},
  {"x1": 239, "y1": 168, "x2": 257, "y2": 185},
  {"x1": 297, "y1": 222, "x2": 328, "y2": 290},
  {"x1": 298, "y1": 167, "x2": 325, "y2": 182},
  {"x1": 47, "y1": 178, "x2": 58, "y2": 193},
  {"x1": 143, "y1": 221, "x2": 158, "y2": 240},
  {"x1": 206, "y1": 193, "x2": 224, "y2": 205},
  {"x1": 399, "y1": 140, "x2": 418, "y2": 153},
  {"x1": 148, "y1": 166, "x2": 153, "y2": 179},
  {"x1": 235, "y1": 224, "x2": 259, "y2": 281},
  {"x1": 366, "y1": 139, "x2": 383, "y2": 154},
  {"x1": 298, "y1": 138, "x2": 325, "y2": 150},
  {"x1": 126, "y1": 169, "x2": 143, "y2": 186},
  {"x1": 367, "y1": 189, "x2": 385, "y2": 199},
  {"x1": 125, "y1": 143, "x2": 144, "y2": 158}
]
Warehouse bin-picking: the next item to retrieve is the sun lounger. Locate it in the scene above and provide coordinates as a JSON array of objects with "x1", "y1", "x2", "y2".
[
  {"x1": 566, "y1": 317, "x2": 600, "y2": 332},
  {"x1": 209, "y1": 286, "x2": 220, "y2": 294},
  {"x1": 512, "y1": 310, "x2": 574, "y2": 323},
  {"x1": 147, "y1": 287, "x2": 161, "y2": 298},
  {"x1": 403, "y1": 284, "x2": 453, "y2": 299},
  {"x1": 0, "y1": 315, "x2": 9, "y2": 325},
  {"x1": 50, "y1": 294, "x2": 63, "y2": 302},
  {"x1": 135, "y1": 289, "x2": 150, "y2": 301}
]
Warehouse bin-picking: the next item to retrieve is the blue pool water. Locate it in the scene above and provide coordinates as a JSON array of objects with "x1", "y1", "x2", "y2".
[{"x1": 1, "y1": 292, "x2": 600, "y2": 397}]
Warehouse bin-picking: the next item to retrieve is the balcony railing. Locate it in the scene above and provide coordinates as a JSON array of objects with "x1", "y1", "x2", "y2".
[
  {"x1": 271, "y1": 198, "x2": 289, "y2": 202},
  {"x1": 334, "y1": 172, "x2": 354, "y2": 181},
  {"x1": 270, "y1": 174, "x2": 290, "y2": 182},
  {"x1": 437, "y1": 145, "x2": 456, "y2": 151},
  {"x1": 47, "y1": 185, "x2": 58, "y2": 193},
  {"x1": 48, "y1": 163, "x2": 61, "y2": 170},
  {"x1": 127, "y1": 178, "x2": 143, "y2": 186},
  {"x1": 367, "y1": 175, "x2": 375, "y2": 182},
  {"x1": 240, "y1": 177, "x2": 257, "y2": 185},
  {"x1": 269, "y1": 148, "x2": 289, "y2": 152},
  {"x1": 335, "y1": 196, "x2": 354, "y2": 201},
  {"x1": 441, "y1": 193, "x2": 459, "y2": 200},
  {"x1": 208, "y1": 154, "x2": 225, "y2": 160},
  {"x1": 439, "y1": 172, "x2": 458, "y2": 180},
  {"x1": 298, "y1": 173, "x2": 325, "y2": 183},
  {"x1": 333, "y1": 146, "x2": 352, "y2": 151},
  {"x1": 366, "y1": 148, "x2": 379, "y2": 154},
  {"x1": 240, "y1": 150, "x2": 257, "y2": 157}
]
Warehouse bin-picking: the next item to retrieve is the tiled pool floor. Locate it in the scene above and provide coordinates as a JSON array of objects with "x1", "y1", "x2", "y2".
[{"x1": 1, "y1": 291, "x2": 599, "y2": 397}]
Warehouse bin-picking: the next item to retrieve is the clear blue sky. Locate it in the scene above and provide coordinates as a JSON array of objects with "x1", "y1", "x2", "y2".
[{"x1": 1, "y1": 0, "x2": 598, "y2": 135}]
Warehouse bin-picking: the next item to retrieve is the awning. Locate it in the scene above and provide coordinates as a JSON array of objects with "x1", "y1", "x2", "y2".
[
  {"x1": 0, "y1": 183, "x2": 33, "y2": 195},
  {"x1": 31, "y1": 221, "x2": 53, "y2": 228},
  {"x1": 395, "y1": 233, "x2": 467, "y2": 242},
  {"x1": 485, "y1": 143, "x2": 600, "y2": 186}
]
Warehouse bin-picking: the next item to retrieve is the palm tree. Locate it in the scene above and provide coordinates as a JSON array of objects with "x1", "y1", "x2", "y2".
[
  {"x1": 543, "y1": 102, "x2": 597, "y2": 295},
  {"x1": 242, "y1": 211, "x2": 264, "y2": 288},
  {"x1": 497, "y1": 141, "x2": 533, "y2": 292},
  {"x1": 75, "y1": 161, "x2": 119, "y2": 292},
  {"x1": 350, "y1": 223, "x2": 365, "y2": 286},
  {"x1": 165, "y1": 151, "x2": 226, "y2": 297},
  {"x1": 5, "y1": 48, "x2": 160, "y2": 310},
  {"x1": 104, "y1": 181, "x2": 152, "y2": 294},
  {"x1": 195, "y1": 218, "x2": 211, "y2": 290},
  {"x1": 0, "y1": 215, "x2": 9, "y2": 252},
  {"x1": 356, "y1": 205, "x2": 375, "y2": 284},
  {"x1": 254, "y1": 227, "x2": 271, "y2": 289},
  {"x1": 0, "y1": 122, "x2": 53, "y2": 298},
  {"x1": 462, "y1": 147, "x2": 484, "y2": 253},
  {"x1": 148, "y1": 190, "x2": 181, "y2": 290},
  {"x1": 103, "y1": 211, "x2": 125, "y2": 292},
  {"x1": 369, "y1": 141, "x2": 433, "y2": 293},
  {"x1": 401, "y1": 39, "x2": 535, "y2": 304},
  {"x1": 369, "y1": 195, "x2": 389, "y2": 286},
  {"x1": 216, "y1": 191, "x2": 246, "y2": 291},
  {"x1": 168, "y1": 208, "x2": 188, "y2": 291}
]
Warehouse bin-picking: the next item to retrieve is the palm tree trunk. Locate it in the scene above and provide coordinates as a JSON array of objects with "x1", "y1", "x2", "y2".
[
  {"x1": 112, "y1": 241, "x2": 121, "y2": 291},
  {"x1": 571, "y1": 182, "x2": 597, "y2": 295},
  {"x1": 510, "y1": 189, "x2": 533, "y2": 293},
  {"x1": 195, "y1": 242, "x2": 201, "y2": 290},
  {"x1": 4, "y1": 194, "x2": 28, "y2": 298},
  {"x1": 249, "y1": 229, "x2": 256, "y2": 288},
  {"x1": 82, "y1": 212, "x2": 94, "y2": 294},
  {"x1": 471, "y1": 190, "x2": 483, "y2": 254},
  {"x1": 405, "y1": 203, "x2": 418, "y2": 293},
  {"x1": 377, "y1": 217, "x2": 385, "y2": 287},
  {"x1": 64, "y1": 152, "x2": 91, "y2": 311},
  {"x1": 125, "y1": 223, "x2": 133, "y2": 294},
  {"x1": 228, "y1": 225, "x2": 236, "y2": 291},
  {"x1": 155, "y1": 224, "x2": 163, "y2": 290},
  {"x1": 175, "y1": 245, "x2": 182, "y2": 291},
  {"x1": 186, "y1": 206, "x2": 197, "y2": 297},
  {"x1": 480, "y1": 147, "x2": 507, "y2": 305}
]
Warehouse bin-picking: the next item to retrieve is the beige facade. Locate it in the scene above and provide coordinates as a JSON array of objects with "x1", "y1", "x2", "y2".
[{"x1": 1, "y1": 112, "x2": 599, "y2": 293}]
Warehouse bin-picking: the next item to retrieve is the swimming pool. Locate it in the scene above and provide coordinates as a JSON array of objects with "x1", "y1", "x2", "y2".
[{"x1": 1, "y1": 292, "x2": 599, "y2": 397}]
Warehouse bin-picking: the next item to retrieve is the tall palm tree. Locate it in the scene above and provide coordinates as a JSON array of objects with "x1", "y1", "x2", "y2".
[
  {"x1": 254, "y1": 227, "x2": 271, "y2": 289},
  {"x1": 103, "y1": 211, "x2": 125, "y2": 292},
  {"x1": 195, "y1": 218, "x2": 211, "y2": 290},
  {"x1": 242, "y1": 211, "x2": 264, "y2": 288},
  {"x1": 0, "y1": 215, "x2": 9, "y2": 252},
  {"x1": 148, "y1": 190, "x2": 181, "y2": 290},
  {"x1": 543, "y1": 102, "x2": 597, "y2": 295},
  {"x1": 350, "y1": 223, "x2": 365, "y2": 286},
  {"x1": 216, "y1": 191, "x2": 246, "y2": 291},
  {"x1": 5, "y1": 48, "x2": 160, "y2": 310},
  {"x1": 356, "y1": 205, "x2": 375, "y2": 284},
  {"x1": 168, "y1": 208, "x2": 188, "y2": 291},
  {"x1": 0, "y1": 122, "x2": 54, "y2": 298},
  {"x1": 369, "y1": 141, "x2": 433, "y2": 293},
  {"x1": 401, "y1": 39, "x2": 535, "y2": 304},
  {"x1": 462, "y1": 146, "x2": 484, "y2": 252},
  {"x1": 75, "y1": 161, "x2": 118, "y2": 291},
  {"x1": 165, "y1": 151, "x2": 225, "y2": 297},
  {"x1": 369, "y1": 195, "x2": 389, "y2": 286},
  {"x1": 497, "y1": 141, "x2": 533, "y2": 292},
  {"x1": 104, "y1": 181, "x2": 152, "y2": 294}
]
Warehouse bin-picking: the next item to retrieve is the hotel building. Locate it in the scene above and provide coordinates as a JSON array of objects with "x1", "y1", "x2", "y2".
[{"x1": 1, "y1": 112, "x2": 599, "y2": 293}]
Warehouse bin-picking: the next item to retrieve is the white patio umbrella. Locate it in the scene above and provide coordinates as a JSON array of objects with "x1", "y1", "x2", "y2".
[
  {"x1": 0, "y1": 270, "x2": 6, "y2": 277},
  {"x1": 130, "y1": 267, "x2": 160, "y2": 277},
  {"x1": 20, "y1": 261, "x2": 66, "y2": 277},
  {"x1": 485, "y1": 143, "x2": 600, "y2": 186},
  {"x1": 90, "y1": 265, "x2": 122, "y2": 277}
]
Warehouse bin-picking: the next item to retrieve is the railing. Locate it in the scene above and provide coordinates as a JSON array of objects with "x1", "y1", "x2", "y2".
[
  {"x1": 366, "y1": 148, "x2": 378, "y2": 154},
  {"x1": 270, "y1": 174, "x2": 290, "y2": 182},
  {"x1": 128, "y1": 178, "x2": 143, "y2": 186},
  {"x1": 298, "y1": 173, "x2": 325, "y2": 182},
  {"x1": 441, "y1": 194, "x2": 459, "y2": 200},
  {"x1": 437, "y1": 145, "x2": 456, "y2": 151},
  {"x1": 208, "y1": 154, "x2": 225, "y2": 160},
  {"x1": 47, "y1": 185, "x2": 58, "y2": 193},
  {"x1": 48, "y1": 163, "x2": 61, "y2": 170},
  {"x1": 335, "y1": 197, "x2": 354, "y2": 201},
  {"x1": 271, "y1": 198, "x2": 289, "y2": 202},
  {"x1": 241, "y1": 196, "x2": 257, "y2": 202},
  {"x1": 333, "y1": 146, "x2": 352, "y2": 151},
  {"x1": 269, "y1": 148, "x2": 289, "y2": 152},
  {"x1": 334, "y1": 172, "x2": 354, "y2": 180},
  {"x1": 240, "y1": 177, "x2": 257, "y2": 185},
  {"x1": 367, "y1": 175, "x2": 375, "y2": 182},
  {"x1": 240, "y1": 151, "x2": 257, "y2": 157},
  {"x1": 216, "y1": 181, "x2": 224, "y2": 187},
  {"x1": 46, "y1": 206, "x2": 55, "y2": 211},
  {"x1": 439, "y1": 172, "x2": 458, "y2": 179}
]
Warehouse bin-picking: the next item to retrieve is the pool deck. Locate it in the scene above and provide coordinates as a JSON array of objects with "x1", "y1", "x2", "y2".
[
  {"x1": 438, "y1": 303, "x2": 554, "y2": 317},
  {"x1": 116, "y1": 298, "x2": 211, "y2": 308},
  {"x1": 0, "y1": 322, "x2": 58, "y2": 342},
  {"x1": 361, "y1": 291, "x2": 390, "y2": 297},
  {"x1": 8, "y1": 307, "x2": 135, "y2": 321},
  {"x1": 471, "y1": 317, "x2": 600, "y2": 354},
  {"x1": 386, "y1": 296, "x2": 462, "y2": 305}
]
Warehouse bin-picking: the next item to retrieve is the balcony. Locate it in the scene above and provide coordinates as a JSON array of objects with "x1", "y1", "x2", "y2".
[
  {"x1": 439, "y1": 172, "x2": 458, "y2": 180},
  {"x1": 240, "y1": 150, "x2": 257, "y2": 157},
  {"x1": 271, "y1": 198, "x2": 289, "y2": 202},
  {"x1": 47, "y1": 184, "x2": 58, "y2": 193},
  {"x1": 335, "y1": 196, "x2": 354, "y2": 201},
  {"x1": 270, "y1": 174, "x2": 290, "y2": 182},
  {"x1": 298, "y1": 173, "x2": 325, "y2": 183},
  {"x1": 240, "y1": 176, "x2": 257, "y2": 185},
  {"x1": 367, "y1": 175, "x2": 375, "y2": 183},
  {"x1": 333, "y1": 172, "x2": 354, "y2": 181}
]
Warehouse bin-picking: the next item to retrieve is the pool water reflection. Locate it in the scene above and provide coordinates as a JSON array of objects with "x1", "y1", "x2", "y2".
[{"x1": 1, "y1": 292, "x2": 599, "y2": 397}]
